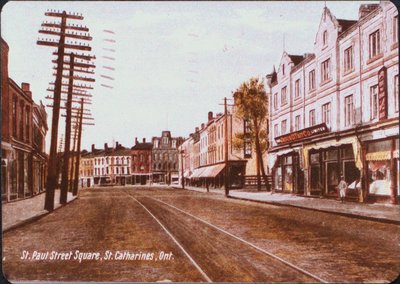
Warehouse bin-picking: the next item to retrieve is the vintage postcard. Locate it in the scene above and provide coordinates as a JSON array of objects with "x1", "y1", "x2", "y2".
[{"x1": 1, "y1": 0, "x2": 399, "y2": 283}]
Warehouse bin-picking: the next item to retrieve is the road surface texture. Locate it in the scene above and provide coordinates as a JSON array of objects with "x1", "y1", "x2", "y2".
[{"x1": 3, "y1": 186, "x2": 400, "y2": 282}]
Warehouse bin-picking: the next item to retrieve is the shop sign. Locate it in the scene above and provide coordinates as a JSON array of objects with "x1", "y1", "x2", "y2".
[
  {"x1": 275, "y1": 123, "x2": 329, "y2": 145},
  {"x1": 378, "y1": 67, "x2": 388, "y2": 121}
]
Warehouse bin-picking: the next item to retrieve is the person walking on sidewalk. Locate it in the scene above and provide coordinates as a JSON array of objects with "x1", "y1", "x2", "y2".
[{"x1": 338, "y1": 176, "x2": 348, "y2": 202}]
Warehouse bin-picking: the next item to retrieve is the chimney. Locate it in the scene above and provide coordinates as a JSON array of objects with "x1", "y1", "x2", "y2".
[
  {"x1": 116, "y1": 141, "x2": 119, "y2": 148},
  {"x1": 358, "y1": 4, "x2": 378, "y2": 19},
  {"x1": 201, "y1": 123, "x2": 205, "y2": 130},
  {"x1": 91, "y1": 144, "x2": 95, "y2": 152},
  {"x1": 195, "y1": 127, "x2": 199, "y2": 133},
  {"x1": 143, "y1": 138, "x2": 146, "y2": 143},
  {"x1": 208, "y1": 111, "x2": 213, "y2": 121},
  {"x1": 104, "y1": 143, "x2": 108, "y2": 150},
  {"x1": 135, "y1": 137, "x2": 138, "y2": 145},
  {"x1": 21, "y1": 83, "x2": 32, "y2": 98}
]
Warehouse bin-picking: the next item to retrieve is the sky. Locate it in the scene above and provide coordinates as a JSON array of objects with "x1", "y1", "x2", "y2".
[{"x1": 1, "y1": 1, "x2": 378, "y2": 152}]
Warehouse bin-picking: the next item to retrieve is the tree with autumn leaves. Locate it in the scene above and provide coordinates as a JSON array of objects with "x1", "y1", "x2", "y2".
[{"x1": 233, "y1": 77, "x2": 269, "y2": 191}]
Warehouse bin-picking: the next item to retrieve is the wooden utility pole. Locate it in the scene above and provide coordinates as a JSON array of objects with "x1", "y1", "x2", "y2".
[
  {"x1": 38, "y1": 10, "x2": 94, "y2": 211},
  {"x1": 73, "y1": 99, "x2": 84, "y2": 196},
  {"x1": 60, "y1": 53, "x2": 75, "y2": 204}
]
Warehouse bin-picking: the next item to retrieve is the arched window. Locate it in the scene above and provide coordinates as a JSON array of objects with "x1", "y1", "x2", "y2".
[{"x1": 323, "y1": 30, "x2": 328, "y2": 46}]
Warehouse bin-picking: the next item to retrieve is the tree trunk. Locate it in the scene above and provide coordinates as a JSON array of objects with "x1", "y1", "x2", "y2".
[{"x1": 253, "y1": 118, "x2": 262, "y2": 191}]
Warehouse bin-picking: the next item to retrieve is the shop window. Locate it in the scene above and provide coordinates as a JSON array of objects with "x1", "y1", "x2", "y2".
[
  {"x1": 274, "y1": 167, "x2": 282, "y2": 191},
  {"x1": 341, "y1": 147, "x2": 354, "y2": 159},
  {"x1": 368, "y1": 161, "x2": 391, "y2": 195},
  {"x1": 369, "y1": 30, "x2": 381, "y2": 59},
  {"x1": 310, "y1": 153, "x2": 320, "y2": 164},
  {"x1": 324, "y1": 149, "x2": 338, "y2": 161},
  {"x1": 283, "y1": 165, "x2": 293, "y2": 192}
]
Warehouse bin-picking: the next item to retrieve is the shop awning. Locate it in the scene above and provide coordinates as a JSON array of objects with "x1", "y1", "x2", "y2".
[
  {"x1": 366, "y1": 151, "x2": 391, "y2": 161},
  {"x1": 303, "y1": 136, "x2": 362, "y2": 170},
  {"x1": 267, "y1": 147, "x2": 301, "y2": 170},
  {"x1": 198, "y1": 164, "x2": 225, "y2": 178},
  {"x1": 191, "y1": 167, "x2": 207, "y2": 178}
]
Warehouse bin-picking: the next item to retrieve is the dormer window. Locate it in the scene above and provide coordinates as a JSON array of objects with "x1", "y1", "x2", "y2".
[{"x1": 323, "y1": 30, "x2": 328, "y2": 46}]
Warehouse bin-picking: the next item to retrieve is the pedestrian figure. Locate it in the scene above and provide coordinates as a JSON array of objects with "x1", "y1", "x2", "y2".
[{"x1": 338, "y1": 176, "x2": 347, "y2": 202}]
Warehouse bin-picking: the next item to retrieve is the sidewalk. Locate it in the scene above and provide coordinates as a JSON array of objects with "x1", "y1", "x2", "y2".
[
  {"x1": 2, "y1": 189, "x2": 77, "y2": 232},
  {"x1": 181, "y1": 185, "x2": 400, "y2": 225}
]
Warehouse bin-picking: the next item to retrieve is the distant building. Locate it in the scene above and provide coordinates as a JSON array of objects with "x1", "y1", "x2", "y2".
[
  {"x1": 92, "y1": 142, "x2": 131, "y2": 186},
  {"x1": 267, "y1": 2, "x2": 398, "y2": 203},
  {"x1": 152, "y1": 131, "x2": 184, "y2": 184},
  {"x1": 131, "y1": 138, "x2": 153, "y2": 185}
]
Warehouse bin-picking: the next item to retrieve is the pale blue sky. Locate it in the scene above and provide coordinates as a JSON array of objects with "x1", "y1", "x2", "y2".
[{"x1": 1, "y1": 1, "x2": 377, "y2": 151}]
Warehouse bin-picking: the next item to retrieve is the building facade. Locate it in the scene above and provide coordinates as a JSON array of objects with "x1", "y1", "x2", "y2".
[
  {"x1": 131, "y1": 138, "x2": 153, "y2": 185},
  {"x1": 267, "y1": 2, "x2": 399, "y2": 203},
  {"x1": 92, "y1": 142, "x2": 132, "y2": 186},
  {"x1": 152, "y1": 131, "x2": 183, "y2": 184},
  {"x1": 32, "y1": 102, "x2": 48, "y2": 195}
]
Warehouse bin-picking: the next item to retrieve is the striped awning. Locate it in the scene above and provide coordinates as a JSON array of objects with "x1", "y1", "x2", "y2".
[{"x1": 366, "y1": 151, "x2": 391, "y2": 161}]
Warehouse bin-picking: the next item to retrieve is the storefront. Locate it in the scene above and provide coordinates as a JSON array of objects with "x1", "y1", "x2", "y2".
[
  {"x1": 272, "y1": 151, "x2": 304, "y2": 194},
  {"x1": 303, "y1": 136, "x2": 362, "y2": 200},
  {"x1": 307, "y1": 144, "x2": 360, "y2": 199},
  {"x1": 365, "y1": 138, "x2": 399, "y2": 203}
]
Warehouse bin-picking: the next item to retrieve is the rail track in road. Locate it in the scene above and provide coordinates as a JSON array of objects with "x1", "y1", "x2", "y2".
[{"x1": 123, "y1": 189, "x2": 328, "y2": 283}]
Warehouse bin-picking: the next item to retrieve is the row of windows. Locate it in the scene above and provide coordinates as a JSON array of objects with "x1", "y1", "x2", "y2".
[
  {"x1": 94, "y1": 167, "x2": 130, "y2": 176},
  {"x1": 152, "y1": 162, "x2": 177, "y2": 170},
  {"x1": 273, "y1": 16, "x2": 399, "y2": 111},
  {"x1": 12, "y1": 96, "x2": 31, "y2": 142},
  {"x1": 274, "y1": 75, "x2": 399, "y2": 138},
  {"x1": 153, "y1": 138, "x2": 177, "y2": 148},
  {"x1": 94, "y1": 157, "x2": 130, "y2": 166}
]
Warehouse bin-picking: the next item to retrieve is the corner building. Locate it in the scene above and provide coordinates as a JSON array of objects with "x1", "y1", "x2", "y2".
[{"x1": 267, "y1": 2, "x2": 398, "y2": 203}]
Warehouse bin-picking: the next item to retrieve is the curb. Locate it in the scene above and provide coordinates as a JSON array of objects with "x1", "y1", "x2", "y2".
[
  {"x1": 227, "y1": 195, "x2": 400, "y2": 226},
  {"x1": 3, "y1": 196, "x2": 79, "y2": 233}
]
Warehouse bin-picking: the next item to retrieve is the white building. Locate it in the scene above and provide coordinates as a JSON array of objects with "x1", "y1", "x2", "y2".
[{"x1": 267, "y1": 2, "x2": 399, "y2": 203}]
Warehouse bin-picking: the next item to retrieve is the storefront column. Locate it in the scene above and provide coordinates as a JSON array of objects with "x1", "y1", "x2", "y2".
[
  {"x1": 390, "y1": 139, "x2": 398, "y2": 204},
  {"x1": 360, "y1": 145, "x2": 368, "y2": 203}
]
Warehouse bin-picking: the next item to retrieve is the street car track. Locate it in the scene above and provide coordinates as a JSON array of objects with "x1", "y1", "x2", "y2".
[
  {"x1": 126, "y1": 194, "x2": 212, "y2": 283},
  {"x1": 124, "y1": 190, "x2": 328, "y2": 283}
]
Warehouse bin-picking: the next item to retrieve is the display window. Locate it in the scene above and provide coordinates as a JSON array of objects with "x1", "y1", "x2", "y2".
[{"x1": 368, "y1": 160, "x2": 391, "y2": 195}]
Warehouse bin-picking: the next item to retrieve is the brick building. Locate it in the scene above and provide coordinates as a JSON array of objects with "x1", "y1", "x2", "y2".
[
  {"x1": 1, "y1": 37, "x2": 48, "y2": 202},
  {"x1": 131, "y1": 138, "x2": 153, "y2": 185}
]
